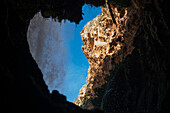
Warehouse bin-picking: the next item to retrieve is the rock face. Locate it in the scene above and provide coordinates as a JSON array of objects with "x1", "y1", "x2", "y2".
[
  {"x1": 1, "y1": 0, "x2": 170, "y2": 113},
  {"x1": 0, "y1": 0, "x2": 103, "y2": 113},
  {"x1": 74, "y1": 0, "x2": 170, "y2": 113},
  {"x1": 74, "y1": 0, "x2": 144, "y2": 108}
]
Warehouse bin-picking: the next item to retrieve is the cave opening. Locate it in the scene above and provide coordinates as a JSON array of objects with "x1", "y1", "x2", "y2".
[{"x1": 27, "y1": 5, "x2": 102, "y2": 102}]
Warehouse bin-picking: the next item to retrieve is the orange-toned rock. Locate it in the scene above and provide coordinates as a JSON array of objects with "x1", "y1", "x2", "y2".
[{"x1": 74, "y1": 1, "x2": 145, "y2": 109}]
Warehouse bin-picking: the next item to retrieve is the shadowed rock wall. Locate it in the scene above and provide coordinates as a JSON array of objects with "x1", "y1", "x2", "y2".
[
  {"x1": 0, "y1": 0, "x2": 102, "y2": 113},
  {"x1": 1, "y1": 0, "x2": 170, "y2": 113},
  {"x1": 74, "y1": 0, "x2": 170, "y2": 113}
]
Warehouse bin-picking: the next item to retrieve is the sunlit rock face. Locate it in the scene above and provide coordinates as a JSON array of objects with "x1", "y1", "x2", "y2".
[{"x1": 74, "y1": 1, "x2": 145, "y2": 109}]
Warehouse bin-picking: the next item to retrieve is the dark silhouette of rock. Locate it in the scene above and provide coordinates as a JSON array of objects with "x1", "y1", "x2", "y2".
[
  {"x1": 51, "y1": 90, "x2": 67, "y2": 103},
  {"x1": 74, "y1": 0, "x2": 170, "y2": 113},
  {"x1": 1, "y1": 0, "x2": 170, "y2": 113},
  {"x1": 0, "y1": 0, "x2": 104, "y2": 113}
]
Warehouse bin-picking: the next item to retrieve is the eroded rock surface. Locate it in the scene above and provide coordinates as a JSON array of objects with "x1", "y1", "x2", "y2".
[
  {"x1": 0, "y1": 0, "x2": 102, "y2": 113},
  {"x1": 74, "y1": 1, "x2": 144, "y2": 108},
  {"x1": 74, "y1": 1, "x2": 170, "y2": 113},
  {"x1": 1, "y1": 0, "x2": 170, "y2": 113}
]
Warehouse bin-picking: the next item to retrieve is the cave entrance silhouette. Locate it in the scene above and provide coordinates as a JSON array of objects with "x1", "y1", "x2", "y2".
[{"x1": 27, "y1": 5, "x2": 102, "y2": 102}]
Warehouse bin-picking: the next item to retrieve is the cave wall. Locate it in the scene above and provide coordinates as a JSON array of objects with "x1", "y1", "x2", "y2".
[
  {"x1": 0, "y1": 0, "x2": 102, "y2": 113},
  {"x1": 1, "y1": 0, "x2": 170, "y2": 113},
  {"x1": 101, "y1": 1, "x2": 170, "y2": 112},
  {"x1": 74, "y1": 0, "x2": 170, "y2": 113}
]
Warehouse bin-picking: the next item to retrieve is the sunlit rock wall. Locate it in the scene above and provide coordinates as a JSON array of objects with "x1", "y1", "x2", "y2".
[
  {"x1": 74, "y1": 0, "x2": 170, "y2": 113},
  {"x1": 74, "y1": 1, "x2": 145, "y2": 108}
]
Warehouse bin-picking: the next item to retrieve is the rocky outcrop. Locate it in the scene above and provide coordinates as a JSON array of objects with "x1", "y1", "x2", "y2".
[
  {"x1": 74, "y1": 0, "x2": 170, "y2": 113},
  {"x1": 0, "y1": 0, "x2": 103, "y2": 113},
  {"x1": 74, "y1": 0, "x2": 144, "y2": 108},
  {"x1": 1, "y1": 0, "x2": 170, "y2": 113}
]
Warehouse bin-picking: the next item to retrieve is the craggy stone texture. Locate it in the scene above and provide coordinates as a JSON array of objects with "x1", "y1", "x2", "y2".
[
  {"x1": 74, "y1": 0, "x2": 170, "y2": 113},
  {"x1": 0, "y1": 0, "x2": 103, "y2": 113},
  {"x1": 74, "y1": 0, "x2": 144, "y2": 108},
  {"x1": 1, "y1": 0, "x2": 170, "y2": 113}
]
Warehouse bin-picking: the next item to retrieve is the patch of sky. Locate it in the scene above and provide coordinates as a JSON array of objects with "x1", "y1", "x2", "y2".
[{"x1": 59, "y1": 5, "x2": 102, "y2": 102}]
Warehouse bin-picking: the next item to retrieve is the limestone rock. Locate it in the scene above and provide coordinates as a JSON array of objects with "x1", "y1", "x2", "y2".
[
  {"x1": 74, "y1": 1, "x2": 170, "y2": 113},
  {"x1": 74, "y1": 1, "x2": 145, "y2": 108}
]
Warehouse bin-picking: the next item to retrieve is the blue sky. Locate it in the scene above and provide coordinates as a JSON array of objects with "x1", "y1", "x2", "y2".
[
  {"x1": 27, "y1": 5, "x2": 102, "y2": 102},
  {"x1": 59, "y1": 5, "x2": 102, "y2": 102}
]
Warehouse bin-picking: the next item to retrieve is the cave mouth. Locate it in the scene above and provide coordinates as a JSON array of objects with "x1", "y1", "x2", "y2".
[{"x1": 27, "y1": 5, "x2": 102, "y2": 102}]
